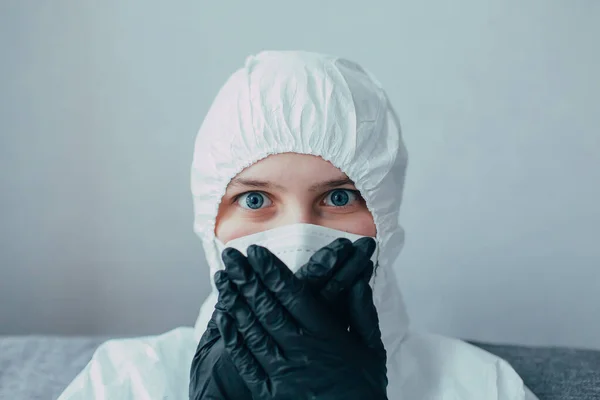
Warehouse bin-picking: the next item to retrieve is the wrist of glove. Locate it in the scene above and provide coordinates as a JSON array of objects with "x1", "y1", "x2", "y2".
[{"x1": 189, "y1": 237, "x2": 387, "y2": 400}]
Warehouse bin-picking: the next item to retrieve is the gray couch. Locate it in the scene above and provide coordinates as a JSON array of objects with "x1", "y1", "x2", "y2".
[
  {"x1": 471, "y1": 341, "x2": 600, "y2": 399},
  {"x1": 0, "y1": 336, "x2": 598, "y2": 399}
]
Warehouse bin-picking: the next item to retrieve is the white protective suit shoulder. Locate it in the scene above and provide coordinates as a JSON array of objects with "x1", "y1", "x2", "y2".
[{"x1": 58, "y1": 51, "x2": 538, "y2": 400}]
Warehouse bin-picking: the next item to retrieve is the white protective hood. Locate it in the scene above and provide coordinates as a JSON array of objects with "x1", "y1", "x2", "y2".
[{"x1": 57, "y1": 51, "x2": 537, "y2": 400}]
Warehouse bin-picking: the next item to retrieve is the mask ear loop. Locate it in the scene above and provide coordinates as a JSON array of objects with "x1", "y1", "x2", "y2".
[
  {"x1": 377, "y1": 95, "x2": 405, "y2": 282},
  {"x1": 373, "y1": 89, "x2": 405, "y2": 291},
  {"x1": 361, "y1": 65, "x2": 403, "y2": 138},
  {"x1": 356, "y1": 66, "x2": 405, "y2": 282},
  {"x1": 385, "y1": 93, "x2": 403, "y2": 140}
]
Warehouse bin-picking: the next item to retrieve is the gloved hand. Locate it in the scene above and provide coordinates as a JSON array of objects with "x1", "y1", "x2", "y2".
[
  {"x1": 189, "y1": 237, "x2": 379, "y2": 400},
  {"x1": 213, "y1": 240, "x2": 387, "y2": 400}
]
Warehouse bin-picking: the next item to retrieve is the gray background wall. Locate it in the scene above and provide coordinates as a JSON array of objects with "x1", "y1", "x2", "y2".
[{"x1": 1, "y1": 1, "x2": 599, "y2": 349}]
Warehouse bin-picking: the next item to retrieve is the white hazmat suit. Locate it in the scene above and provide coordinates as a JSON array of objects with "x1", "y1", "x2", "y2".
[{"x1": 58, "y1": 50, "x2": 538, "y2": 399}]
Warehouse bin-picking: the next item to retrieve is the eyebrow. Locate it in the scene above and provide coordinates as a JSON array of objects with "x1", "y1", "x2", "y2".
[
  {"x1": 229, "y1": 177, "x2": 355, "y2": 192},
  {"x1": 309, "y1": 177, "x2": 354, "y2": 191},
  {"x1": 229, "y1": 178, "x2": 286, "y2": 191}
]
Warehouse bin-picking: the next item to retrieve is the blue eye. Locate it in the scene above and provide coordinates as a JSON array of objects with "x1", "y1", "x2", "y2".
[
  {"x1": 325, "y1": 189, "x2": 358, "y2": 207},
  {"x1": 237, "y1": 192, "x2": 271, "y2": 210}
]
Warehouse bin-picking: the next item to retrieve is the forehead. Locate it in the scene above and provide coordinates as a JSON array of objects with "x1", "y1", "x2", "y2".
[{"x1": 234, "y1": 153, "x2": 349, "y2": 182}]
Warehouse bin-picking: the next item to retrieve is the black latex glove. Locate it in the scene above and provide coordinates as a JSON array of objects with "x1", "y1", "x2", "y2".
[
  {"x1": 214, "y1": 241, "x2": 387, "y2": 400},
  {"x1": 189, "y1": 237, "x2": 378, "y2": 400}
]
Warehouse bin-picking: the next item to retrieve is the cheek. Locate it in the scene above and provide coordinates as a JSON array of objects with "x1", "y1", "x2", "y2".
[
  {"x1": 325, "y1": 209, "x2": 377, "y2": 237},
  {"x1": 215, "y1": 218, "x2": 259, "y2": 243},
  {"x1": 214, "y1": 202, "x2": 266, "y2": 243}
]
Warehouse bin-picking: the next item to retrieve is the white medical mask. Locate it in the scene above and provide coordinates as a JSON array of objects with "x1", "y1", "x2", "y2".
[{"x1": 215, "y1": 223, "x2": 379, "y2": 274}]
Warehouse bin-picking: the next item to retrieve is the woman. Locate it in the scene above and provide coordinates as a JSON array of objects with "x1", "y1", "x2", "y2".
[{"x1": 58, "y1": 51, "x2": 537, "y2": 399}]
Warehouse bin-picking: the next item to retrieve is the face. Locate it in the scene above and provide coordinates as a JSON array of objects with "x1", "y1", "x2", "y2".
[{"x1": 215, "y1": 153, "x2": 376, "y2": 243}]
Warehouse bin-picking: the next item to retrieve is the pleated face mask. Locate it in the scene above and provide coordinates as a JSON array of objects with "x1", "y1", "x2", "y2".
[{"x1": 215, "y1": 223, "x2": 379, "y2": 275}]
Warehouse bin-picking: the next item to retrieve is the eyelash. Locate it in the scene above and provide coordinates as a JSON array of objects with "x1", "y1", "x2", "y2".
[{"x1": 232, "y1": 189, "x2": 362, "y2": 210}]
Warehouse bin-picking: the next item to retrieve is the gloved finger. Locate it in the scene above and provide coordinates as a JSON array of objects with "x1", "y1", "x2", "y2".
[
  {"x1": 246, "y1": 245, "x2": 326, "y2": 333},
  {"x1": 214, "y1": 268, "x2": 284, "y2": 371},
  {"x1": 295, "y1": 238, "x2": 354, "y2": 287},
  {"x1": 215, "y1": 310, "x2": 270, "y2": 396},
  {"x1": 347, "y1": 263, "x2": 386, "y2": 359},
  {"x1": 320, "y1": 237, "x2": 377, "y2": 303},
  {"x1": 222, "y1": 248, "x2": 299, "y2": 341}
]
